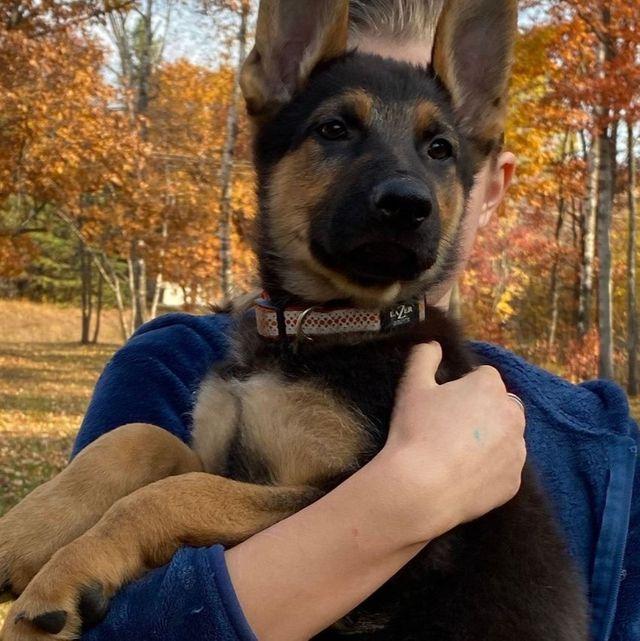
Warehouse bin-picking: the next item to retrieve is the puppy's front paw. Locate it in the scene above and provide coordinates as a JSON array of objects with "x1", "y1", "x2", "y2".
[
  {"x1": 2, "y1": 544, "x2": 114, "y2": 641},
  {"x1": 0, "y1": 473, "x2": 103, "y2": 601},
  {"x1": 2, "y1": 584, "x2": 108, "y2": 641}
]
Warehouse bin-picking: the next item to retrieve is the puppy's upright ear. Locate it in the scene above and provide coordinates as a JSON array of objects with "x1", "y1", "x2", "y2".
[
  {"x1": 432, "y1": 0, "x2": 518, "y2": 151},
  {"x1": 241, "y1": 0, "x2": 349, "y2": 119}
]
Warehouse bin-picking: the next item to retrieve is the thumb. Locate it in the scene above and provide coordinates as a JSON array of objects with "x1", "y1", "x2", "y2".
[{"x1": 401, "y1": 342, "x2": 442, "y2": 392}]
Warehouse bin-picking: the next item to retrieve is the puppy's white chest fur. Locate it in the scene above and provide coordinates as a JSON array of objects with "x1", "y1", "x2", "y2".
[{"x1": 191, "y1": 372, "x2": 370, "y2": 486}]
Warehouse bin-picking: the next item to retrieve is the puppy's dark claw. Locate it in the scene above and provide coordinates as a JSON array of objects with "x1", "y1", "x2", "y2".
[
  {"x1": 32, "y1": 610, "x2": 68, "y2": 634},
  {"x1": 0, "y1": 579, "x2": 12, "y2": 603},
  {"x1": 79, "y1": 582, "x2": 110, "y2": 629},
  {"x1": 15, "y1": 609, "x2": 68, "y2": 634}
]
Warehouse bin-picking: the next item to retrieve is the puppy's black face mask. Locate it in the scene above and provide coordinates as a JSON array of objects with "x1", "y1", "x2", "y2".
[{"x1": 253, "y1": 53, "x2": 480, "y2": 306}]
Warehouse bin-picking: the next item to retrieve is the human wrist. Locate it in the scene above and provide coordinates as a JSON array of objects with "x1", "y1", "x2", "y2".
[{"x1": 371, "y1": 443, "x2": 460, "y2": 544}]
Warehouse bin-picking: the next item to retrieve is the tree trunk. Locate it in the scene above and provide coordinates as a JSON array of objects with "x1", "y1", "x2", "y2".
[
  {"x1": 110, "y1": 268, "x2": 129, "y2": 342},
  {"x1": 92, "y1": 272, "x2": 104, "y2": 344},
  {"x1": 218, "y1": 1, "x2": 250, "y2": 299},
  {"x1": 596, "y1": 122, "x2": 616, "y2": 380},
  {"x1": 79, "y1": 241, "x2": 93, "y2": 344},
  {"x1": 150, "y1": 272, "x2": 164, "y2": 319},
  {"x1": 150, "y1": 217, "x2": 169, "y2": 320},
  {"x1": 137, "y1": 245, "x2": 147, "y2": 326},
  {"x1": 594, "y1": 7, "x2": 617, "y2": 381},
  {"x1": 127, "y1": 252, "x2": 137, "y2": 334},
  {"x1": 131, "y1": 0, "x2": 153, "y2": 326},
  {"x1": 578, "y1": 131, "x2": 599, "y2": 337},
  {"x1": 136, "y1": 0, "x2": 154, "y2": 131},
  {"x1": 548, "y1": 203, "x2": 566, "y2": 351},
  {"x1": 129, "y1": 239, "x2": 147, "y2": 331},
  {"x1": 548, "y1": 133, "x2": 569, "y2": 351},
  {"x1": 627, "y1": 120, "x2": 638, "y2": 396},
  {"x1": 92, "y1": 250, "x2": 128, "y2": 342}
]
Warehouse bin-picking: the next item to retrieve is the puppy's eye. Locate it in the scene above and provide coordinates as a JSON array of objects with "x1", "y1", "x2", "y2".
[
  {"x1": 427, "y1": 138, "x2": 454, "y2": 160},
  {"x1": 317, "y1": 120, "x2": 349, "y2": 141}
]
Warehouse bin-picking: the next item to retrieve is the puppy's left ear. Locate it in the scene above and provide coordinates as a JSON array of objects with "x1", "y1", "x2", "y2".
[
  {"x1": 432, "y1": 0, "x2": 518, "y2": 152},
  {"x1": 240, "y1": 0, "x2": 349, "y2": 119}
]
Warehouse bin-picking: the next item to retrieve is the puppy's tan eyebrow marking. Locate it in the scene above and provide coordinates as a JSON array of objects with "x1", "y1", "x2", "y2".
[
  {"x1": 311, "y1": 89, "x2": 374, "y2": 127},
  {"x1": 414, "y1": 101, "x2": 445, "y2": 137},
  {"x1": 342, "y1": 89, "x2": 374, "y2": 125}
]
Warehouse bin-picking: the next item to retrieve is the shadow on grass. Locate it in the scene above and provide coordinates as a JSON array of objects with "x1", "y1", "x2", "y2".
[
  {"x1": 0, "y1": 341, "x2": 117, "y2": 415},
  {"x1": 0, "y1": 391, "x2": 93, "y2": 415},
  {"x1": 0, "y1": 342, "x2": 118, "y2": 367},
  {"x1": 0, "y1": 431, "x2": 74, "y2": 516}
]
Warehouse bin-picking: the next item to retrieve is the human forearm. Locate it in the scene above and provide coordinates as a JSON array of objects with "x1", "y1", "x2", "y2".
[{"x1": 225, "y1": 448, "x2": 431, "y2": 641}]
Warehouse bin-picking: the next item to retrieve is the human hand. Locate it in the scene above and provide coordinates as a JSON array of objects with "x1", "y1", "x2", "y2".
[{"x1": 380, "y1": 342, "x2": 527, "y2": 544}]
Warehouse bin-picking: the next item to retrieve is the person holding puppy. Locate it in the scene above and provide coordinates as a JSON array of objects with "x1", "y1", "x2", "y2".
[{"x1": 7, "y1": 2, "x2": 639, "y2": 641}]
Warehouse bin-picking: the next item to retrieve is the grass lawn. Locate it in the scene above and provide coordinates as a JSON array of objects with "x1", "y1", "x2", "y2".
[
  {"x1": 0, "y1": 340, "x2": 117, "y2": 626},
  {"x1": 0, "y1": 300, "x2": 124, "y2": 515},
  {"x1": 0, "y1": 341, "x2": 116, "y2": 514},
  {"x1": 0, "y1": 301, "x2": 119, "y2": 627}
]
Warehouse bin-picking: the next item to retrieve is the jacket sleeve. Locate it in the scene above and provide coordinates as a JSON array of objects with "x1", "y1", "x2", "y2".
[
  {"x1": 610, "y1": 417, "x2": 640, "y2": 641},
  {"x1": 73, "y1": 312, "x2": 233, "y2": 454},
  {"x1": 82, "y1": 546, "x2": 257, "y2": 641},
  {"x1": 74, "y1": 313, "x2": 256, "y2": 641}
]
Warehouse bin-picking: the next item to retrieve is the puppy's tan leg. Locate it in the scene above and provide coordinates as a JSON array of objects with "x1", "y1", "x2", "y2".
[
  {"x1": 2, "y1": 473, "x2": 322, "y2": 641},
  {"x1": 0, "y1": 423, "x2": 202, "y2": 599}
]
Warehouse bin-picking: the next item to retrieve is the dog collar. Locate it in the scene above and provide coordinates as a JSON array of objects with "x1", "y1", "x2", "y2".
[{"x1": 255, "y1": 293, "x2": 428, "y2": 341}]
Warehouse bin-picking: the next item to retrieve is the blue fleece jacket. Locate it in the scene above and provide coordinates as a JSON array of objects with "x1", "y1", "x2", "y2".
[{"x1": 73, "y1": 312, "x2": 639, "y2": 641}]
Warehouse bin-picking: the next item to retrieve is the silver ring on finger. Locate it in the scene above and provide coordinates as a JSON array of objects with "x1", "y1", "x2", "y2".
[{"x1": 507, "y1": 392, "x2": 525, "y2": 414}]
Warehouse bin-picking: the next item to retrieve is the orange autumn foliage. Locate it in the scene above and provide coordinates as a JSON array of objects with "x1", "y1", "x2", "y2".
[
  {"x1": 462, "y1": 0, "x2": 639, "y2": 382},
  {"x1": 1, "y1": 0, "x2": 637, "y2": 381}
]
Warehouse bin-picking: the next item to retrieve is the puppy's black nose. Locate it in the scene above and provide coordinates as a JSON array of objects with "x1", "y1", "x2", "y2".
[{"x1": 371, "y1": 179, "x2": 433, "y2": 231}]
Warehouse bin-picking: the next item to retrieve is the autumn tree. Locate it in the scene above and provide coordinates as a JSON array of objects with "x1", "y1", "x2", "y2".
[
  {"x1": 0, "y1": 0, "x2": 143, "y2": 340},
  {"x1": 463, "y1": 1, "x2": 639, "y2": 385},
  {"x1": 2, "y1": 0, "x2": 637, "y2": 382},
  {"x1": 548, "y1": 0, "x2": 640, "y2": 379}
]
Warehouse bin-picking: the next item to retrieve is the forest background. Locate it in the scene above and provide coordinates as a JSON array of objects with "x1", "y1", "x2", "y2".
[{"x1": 1, "y1": 0, "x2": 639, "y2": 391}]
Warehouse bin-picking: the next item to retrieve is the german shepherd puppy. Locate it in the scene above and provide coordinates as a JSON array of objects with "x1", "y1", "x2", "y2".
[{"x1": 0, "y1": 1, "x2": 588, "y2": 639}]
